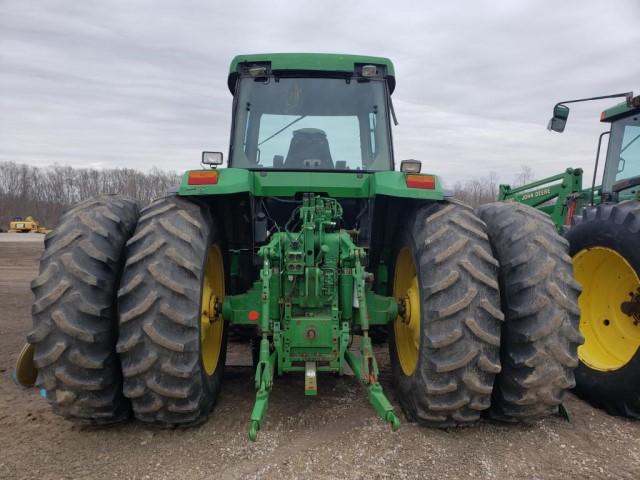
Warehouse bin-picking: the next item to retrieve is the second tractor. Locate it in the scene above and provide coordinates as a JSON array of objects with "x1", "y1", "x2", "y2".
[{"x1": 500, "y1": 92, "x2": 640, "y2": 417}]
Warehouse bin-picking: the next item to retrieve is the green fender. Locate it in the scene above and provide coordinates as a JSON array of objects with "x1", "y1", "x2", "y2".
[{"x1": 178, "y1": 168, "x2": 444, "y2": 200}]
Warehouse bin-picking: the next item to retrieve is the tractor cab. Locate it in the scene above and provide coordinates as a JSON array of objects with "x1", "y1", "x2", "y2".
[
  {"x1": 599, "y1": 100, "x2": 640, "y2": 200},
  {"x1": 226, "y1": 54, "x2": 395, "y2": 172}
]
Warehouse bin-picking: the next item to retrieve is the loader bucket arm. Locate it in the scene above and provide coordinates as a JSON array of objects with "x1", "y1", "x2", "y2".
[{"x1": 498, "y1": 168, "x2": 583, "y2": 229}]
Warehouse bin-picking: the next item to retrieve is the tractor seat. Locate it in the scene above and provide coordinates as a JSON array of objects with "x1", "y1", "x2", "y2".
[{"x1": 284, "y1": 128, "x2": 333, "y2": 169}]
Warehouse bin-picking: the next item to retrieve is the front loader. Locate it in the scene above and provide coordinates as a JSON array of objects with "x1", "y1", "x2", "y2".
[
  {"x1": 15, "y1": 54, "x2": 581, "y2": 439},
  {"x1": 500, "y1": 92, "x2": 640, "y2": 418},
  {"x1": 498, "y1": 168, "x2": 584, "y2": 229}
]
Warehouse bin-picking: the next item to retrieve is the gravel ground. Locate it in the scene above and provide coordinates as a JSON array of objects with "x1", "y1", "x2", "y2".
[
  {"x1": 0, "y1": 232, "x2": 46, "y2": 242},
  {"x1": 1, "y1": 238, "x2": 639, "y2": 479}
]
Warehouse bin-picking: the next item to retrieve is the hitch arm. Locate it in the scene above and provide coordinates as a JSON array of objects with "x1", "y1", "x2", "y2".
[
  {"x1": 248, "y1": 345, "x2": 277, "y2": 441},
  {"x1": 345, "y1": 350, "x2": 400, "y2": 431},
  {"x1": 347, "y1": 252, "x2": 400, "y2": 431},
  {"x1": 248, "y1": 251, "x2": 278, "y2": 441},
  {"x1": 353, "y1": 252, "x2": 378, "y2": 382}
]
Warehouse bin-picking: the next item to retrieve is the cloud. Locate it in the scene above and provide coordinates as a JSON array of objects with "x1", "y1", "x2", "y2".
[{"x1": 1, "y1": 0, "x2": 639, "y2": 185}]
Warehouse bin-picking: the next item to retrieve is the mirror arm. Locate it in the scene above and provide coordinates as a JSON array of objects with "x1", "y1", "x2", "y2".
[
  {"x1": 591, "y1": 131, "x2": 610, "y2": 206},
  {"x1": 554, "y1": 92, "x2": 634, "y2": 112}
]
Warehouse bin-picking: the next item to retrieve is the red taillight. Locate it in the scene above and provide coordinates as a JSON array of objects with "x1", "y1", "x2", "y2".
[
  {"x1": 188, "y1": 170, "x2": 219, "y2": 185},
  {"x1": 405, "y1": 174, "x2": 436, "y2": 189},
  {"x1": 248, "y1": 310, "x2": 259, "y2": 321}
]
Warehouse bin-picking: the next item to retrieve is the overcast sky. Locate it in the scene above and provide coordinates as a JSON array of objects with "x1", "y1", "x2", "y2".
[{"x1": 1, "y1": 0, "x2": 639, "y2": 187}]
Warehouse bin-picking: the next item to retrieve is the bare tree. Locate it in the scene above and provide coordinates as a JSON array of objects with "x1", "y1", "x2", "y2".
[
  {"x1": 513, "y1": 165, "x2": 534, "y2": 187},
  {"x1": 0, "y1": 162, "x2": 180, "y2": 229},
  {"x1": 451, "y1": 171, "x2": 501, "y2": 207}
]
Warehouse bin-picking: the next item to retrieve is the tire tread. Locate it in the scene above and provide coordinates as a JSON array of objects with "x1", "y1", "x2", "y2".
[
  {"x1": 28, "y1": 194, "x2": 139, "y2": 424},
  {"x1": 391, "y1": 201, "x2": 503, "y2": 427},
  {"x1": 117, "y1": 196, "x2": 225, "y2": 427},
  {"x1": 477, "y1": 202, "x2": 582, "y2": 421}
]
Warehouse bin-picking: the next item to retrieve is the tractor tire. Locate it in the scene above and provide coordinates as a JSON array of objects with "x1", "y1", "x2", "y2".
[
  {"x1": 389, "y1": 201, "x2": 503, "y2": 426},
  {"x1": 117, "y1": 196, "x2": 227, "y2": 427},
  {"x1": 566, "y1": 200, "x2": 640, "y2": 418},
  {"x1": 28, "y1": 195, "x2": 139, "y2": 424},
  {"x1": 477, "y1": 202, "x2": 582, "y2": 421}
]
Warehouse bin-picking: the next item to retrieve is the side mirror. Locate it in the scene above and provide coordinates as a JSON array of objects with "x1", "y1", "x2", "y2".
[
  {"x1": 202, "y1": 151, "x2": 223, "y2": 166},
  {"x1": 547, "y1": 104, "x2": 570, "y2": 132},
  {"x1": 400, "y1": 159, "x2": 422, "y2": 173}
]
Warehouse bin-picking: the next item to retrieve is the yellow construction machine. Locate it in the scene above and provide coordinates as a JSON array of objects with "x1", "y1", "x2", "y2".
[{"x1": 8, "y1": 216, "x2": 50, "y2": 234}]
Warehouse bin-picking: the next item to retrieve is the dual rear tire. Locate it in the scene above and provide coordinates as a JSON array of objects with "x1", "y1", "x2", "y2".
[
  {"x1": 28, "y1": 195, "x2": 227, "y2": 427},
  {"x1": 477, "y1": 202, "x2": 582, "y2": 421},
  {"x1": 389, "y1": 201, "x2": 581, "y2": 425},
  {"x1": 29, "y1": 195, "x2": 139, "y2": 424},
  {"x1": 389, "y1": 202, "x2": 503, "y2": 426},
  {"x1": 117, "y1": 196, "x2": 227, "y2": 427}
]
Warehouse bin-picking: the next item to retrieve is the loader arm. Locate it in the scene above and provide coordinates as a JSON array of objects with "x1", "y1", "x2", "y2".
[{"x1": 498, "y1": 168, "x2": 584, "y2": 229}]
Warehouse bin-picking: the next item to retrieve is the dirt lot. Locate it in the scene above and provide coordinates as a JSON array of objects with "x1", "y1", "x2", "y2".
[{"x1": 1, "y1": 235, "x2": 639, "y2": 479}]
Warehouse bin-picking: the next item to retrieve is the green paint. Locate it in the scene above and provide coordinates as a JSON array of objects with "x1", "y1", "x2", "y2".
[
  {"x1": 600, "y1": 101, "x2": 640, "y2": 123},
  {"x1": 375, "y1": 261, "x2": 389, "y2": 295},
  {"x1": 373, "y1": 171, "x2": 443, "y2": 200},
  {"x1": 498, "y1": 168, "x2": 584, "y2": 230},
  {"x1": 221, "y1": 194, "x2": 398, "y2": 440},
  {"x1": 221, "y1": 283, "x2": 262, "y2": 325},
  {"x1": 252, "y1": 171, "x2": 371, "y2": 198},
  {"x1": 228, "y1": 53, "x2": 396, "y2": 94},
  {"x1": 558, "y1": 403, "x2": 572, "y2": 423},
  {"x1": 365, "y1": 291, "x2": 398, "y2": 324},
  {"x1": 178, "y1": 169, "x2": 444, "y2": 200},
  {"x1": 179, "y1": 168, "x2": 251, "y2": 196},
  {"x1": 249, "y1": 344, "x2": 276, "y2": 441},
  {"x1": 344, "y1": 350, "x2": 400, "y2": 431}
]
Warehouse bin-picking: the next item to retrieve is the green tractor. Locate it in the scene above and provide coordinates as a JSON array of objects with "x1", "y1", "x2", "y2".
[
  {"x1": 15, "y1": 54, "x2": 581, "y2": 439},
  {"x1": 500, "y1": 92, "x2": 640, "y2": 417}
]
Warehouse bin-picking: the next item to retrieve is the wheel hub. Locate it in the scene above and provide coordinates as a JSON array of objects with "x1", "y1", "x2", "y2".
[
  {"x1": 621, "y1": 288, "x2": 640, "y2": 325},
  {"x1": 202, "y1": 295, "x2": 223, "y2": 325}
]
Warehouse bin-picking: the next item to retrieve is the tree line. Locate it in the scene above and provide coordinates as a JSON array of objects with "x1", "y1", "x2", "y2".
[
  {"x1": 0, "y1": 161, "x2": 535, "y2": 230},
  {"x1": 0, "y1": 162, "x2": 180, "y2": 229},
  {"x1": 448, "y1": 166, "x2": 534, "y2": 208}
]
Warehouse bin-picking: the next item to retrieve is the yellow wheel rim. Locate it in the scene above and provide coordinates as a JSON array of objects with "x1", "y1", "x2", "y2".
[
  {"x1": 15, "y1": 343, "x2": 37, "y2": 387},
  {"x1": 574, "y1": 247, "x2": 640, "y2": 371},
  {"x1": 201, "y1": 244, "x2": 225, "y2": 376},
  {"x1": 393, "y1": 246, "x2": 421, "y2": 376}
]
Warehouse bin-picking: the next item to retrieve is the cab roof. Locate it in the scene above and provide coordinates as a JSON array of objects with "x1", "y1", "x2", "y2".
[
  {"x1": 601, "y1": 95, "x2": 640, "y2": 122},
  {"x1": 228, "y1": 53, "x2": 395, "y2": 94}
]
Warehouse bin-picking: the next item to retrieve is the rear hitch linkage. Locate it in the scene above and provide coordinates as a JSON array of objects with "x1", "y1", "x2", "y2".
[{"x1": 246, "y1": 229, "x2": 399, "y2": 441}]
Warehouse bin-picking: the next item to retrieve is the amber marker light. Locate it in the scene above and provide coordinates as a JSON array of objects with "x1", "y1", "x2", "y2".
[
  {"x1": 405, "y1": 174, "x2": 436, "y2": 189},
  {"x1": 188, "y1": 170, "x2": 219, "y2": 185}
]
